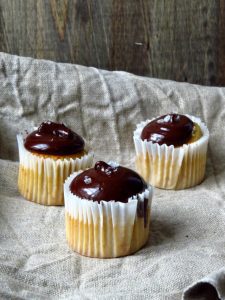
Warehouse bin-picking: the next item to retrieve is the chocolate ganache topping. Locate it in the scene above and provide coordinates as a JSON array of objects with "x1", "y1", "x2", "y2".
[
  {"x1": 70, "y1": 161, "x2": 147, "y2": 203},
  {"x1": 24, "y1": 121, "x2": 85, "y2": 155},
  {"x1": 141, "y1": 114, "x2": 194, "y2": 147}
]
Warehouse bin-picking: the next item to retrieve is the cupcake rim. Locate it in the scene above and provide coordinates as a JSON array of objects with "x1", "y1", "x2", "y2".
[
  {"x1": 133, "y1": 114, "x2": 209, "y2": 149},
  {"x1": 64, "y1": 169, "x2": 153, "y2": 207},
  {"x1": 17, "y1": 133, "x2": 93, "y2": 162}
]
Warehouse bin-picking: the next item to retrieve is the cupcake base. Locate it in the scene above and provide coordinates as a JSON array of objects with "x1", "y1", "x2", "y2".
[
  {"x1": 135, "y1": 151, "x2": 206, "y2": 190},
  {"x1": 18, "y1": 161, "x2": 88, "y2": 205},
  {"x1": 65, "y1": 209, "x2": 150, "y2": 258}
]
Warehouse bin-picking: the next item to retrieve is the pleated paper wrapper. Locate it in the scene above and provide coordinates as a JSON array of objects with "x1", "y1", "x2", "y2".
[
  {"x1": 133, "y1": 115, "x2": 209, "y2": 189},
  {"x1": 64, "y1": 171, "x2": 153, "y2": 258},
  {"x1": 17, "y1": 134, "x2": 94, "y2": 205}
]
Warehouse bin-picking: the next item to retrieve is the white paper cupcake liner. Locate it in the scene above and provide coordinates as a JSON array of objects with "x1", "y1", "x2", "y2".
[
  {"x1": 17, "y1": 133, "x2": 94, "y2": 205},
  {"x1": 133, "y1": 115, "x2": 209, "y2": 189},
  {"x1": 64, "y1": 170, "x2": 153, "y2": 258}
]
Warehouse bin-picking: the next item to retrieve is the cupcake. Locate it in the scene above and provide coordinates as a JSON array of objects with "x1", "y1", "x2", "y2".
[
  {"x1": 133, "y1": 114, "x2": 209, "y2": 189},
  {"x1": 17, "y1": 121, "x2": 93, "y2": 205},
  {"x1": 64, "y1": 161, "x2": 153, "y2": 258}
]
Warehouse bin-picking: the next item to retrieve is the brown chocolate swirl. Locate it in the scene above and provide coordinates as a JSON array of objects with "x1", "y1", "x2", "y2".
[
  {"x1": 141, "y1": 114, "x2": 194, "y2": 147},
  {"x1": 24, "y1": 121, "x2": 85, "y2": 155},
  {"x1": 70, "y1": 161, "x2": 147, "y2": 203}
]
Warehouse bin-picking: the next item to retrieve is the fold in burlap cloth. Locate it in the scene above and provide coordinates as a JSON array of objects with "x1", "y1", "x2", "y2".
[{"x1": 0, "y1": 52, "x2": 225, "y2": 300}]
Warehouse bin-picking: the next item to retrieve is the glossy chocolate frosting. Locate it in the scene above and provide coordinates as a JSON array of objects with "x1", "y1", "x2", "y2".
[
  {"x1": 24, "y1": 121, "x2": 85, "y2": 155},
  {"x1": 70, "y1": 161, "x2": 147, "y2": 203},
  {"x1": 141, "y1": 114, "x2": 194, "y2": 147}
]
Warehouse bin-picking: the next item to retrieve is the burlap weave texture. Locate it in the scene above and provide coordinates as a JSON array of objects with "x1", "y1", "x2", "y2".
[{"x1": 0, "y1": 52, "x2": 225, "y2": 299}]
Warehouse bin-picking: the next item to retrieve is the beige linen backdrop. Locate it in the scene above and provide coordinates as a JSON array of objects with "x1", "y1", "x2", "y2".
[{"x1": 0, "y1": 52, "x2": 225, "y2": 299}]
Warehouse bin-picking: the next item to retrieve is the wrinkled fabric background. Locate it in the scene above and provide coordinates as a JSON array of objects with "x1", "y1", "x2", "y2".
[{"x1": 0, "y1": 52, "x2": 225, "y2": 300}]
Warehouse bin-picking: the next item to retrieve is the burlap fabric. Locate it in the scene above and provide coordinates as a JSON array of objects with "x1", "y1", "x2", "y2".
[{"x1": 0, "y1": 52, "x2": 224, "y2": 300}]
